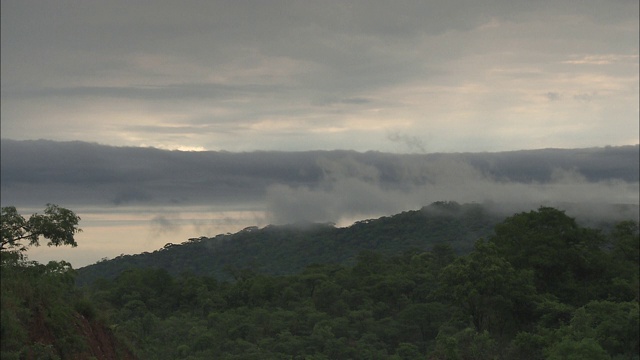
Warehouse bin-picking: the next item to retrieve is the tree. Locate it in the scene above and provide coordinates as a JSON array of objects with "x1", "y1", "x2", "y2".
[
  {"x1": 439, "y1": 240, "x2": 537, "y2": 336},
  {"x1": 489, "y1": 207, "x2": 606, "y2": 304},
  {"x1": 607, "y1": 221, "x2": 640, "y2": 301},
  {"x1": 1, "y1": 204, "x2": 81, "y2": 252},
  {"x1": 546, "y1": 338, "x2": 611, "y2": 360},
  {"x1": 564, "y1": 301, "x2": 639, "y2": 358}
]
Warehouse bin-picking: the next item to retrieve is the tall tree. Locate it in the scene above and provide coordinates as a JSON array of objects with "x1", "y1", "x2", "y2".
[
  {"x1": 440, "y1": 240, "x2": 537, "y2": 336},
  {"x1": 489, "y1": 207, "x2": 605, "y2": 304}
]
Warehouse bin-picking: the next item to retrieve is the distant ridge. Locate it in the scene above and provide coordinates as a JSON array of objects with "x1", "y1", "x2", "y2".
[
  {"x1": 76, "y1": 201, "x2": 639, "y2": 286},
  {"x1": 75, "y1": 202, "x2": 501, "y2": 285}
]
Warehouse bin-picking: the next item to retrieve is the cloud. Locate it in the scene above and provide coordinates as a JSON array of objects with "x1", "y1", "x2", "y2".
[
  {"x1": 150, "y1": 213, "x2": 182, "y2": 237},
  {"x1": 313, "y1": 97, "x2": 373, "y2": 106},
  {"x1": 2, "y1": 140, "x2": 637, "y2": 269},
  {"x1": 545, "y1": 92, "x2": 561, "y2": 101},
  {"x1": 112, "y1": 188, "x2": 153, "y2": 206},
  {"x1": 387, "y1": 132, "x2": 427, "y2": 153},
  {"x1": 265, "y1": 158, "x2": 639, "y2": 225},
  {"x1": 561, "y1": 54, "x2": 639, "y2": 65},
  {"x1": 2, "y1": 0, "x2": 637, "y2": 154},
  {"x1": 1, "y1": 140, "x2": 637, "y2": 227},
  {"x1": 573, "y1": 92, "x2": 596, "y2": 103}
]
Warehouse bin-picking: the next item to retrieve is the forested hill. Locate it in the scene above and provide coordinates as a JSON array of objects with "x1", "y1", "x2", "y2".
[
  {"x1": 72, "y1": 204, "x2": 638, "y2": 359},
  {"x1": 77, "y1": 202, "x2": 501, "y2": 285}
]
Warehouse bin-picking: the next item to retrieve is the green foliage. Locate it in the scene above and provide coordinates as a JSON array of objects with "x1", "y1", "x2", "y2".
[
  {"x1": 561, "y1": 301, "x2": 639, "y2": 357},
  {"x1": 0, "y1": 253, "x2": 134, "y2": 359},
  {"x1": 439, "y1": 239, "x2": 537, "y2": 336},
  {"x1": 546, "y1": 338, "x2": 611, "y2": 360},
  {"x1": 1, "y1": 204, "x2": 81, "y2": 252},
  {"x1": 81, "y1": 221, "x2": 634, "y2": 358},
  {"x1": 490, "y1": 207, "x2": 612, "y2": 305},
  {"x1": 4, "y1": 204, "x2": 637, "y2": 359},
  {"x1": 74, "y1": 298, "x2": 97, "y2": 320},
  {"x1": 607, "y1": 221, "x2": 640, "y2": 302},
  {"x1": 0, "y1": 257, "x2": 75, "y2": 357}
]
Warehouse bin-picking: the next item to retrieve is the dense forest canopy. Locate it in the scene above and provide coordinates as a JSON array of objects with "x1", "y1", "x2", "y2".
[{"x1": 2, "y1": 204, "x2": 638, "y2": 359}]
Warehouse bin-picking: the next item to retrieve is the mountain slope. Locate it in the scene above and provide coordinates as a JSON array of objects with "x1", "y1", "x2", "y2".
[
  {"x1": 76, "y1": 202, "x2": 501, "y2": 285},
  {"x1": 0, "y1": 253, "x2": 137, "y2": 359}
]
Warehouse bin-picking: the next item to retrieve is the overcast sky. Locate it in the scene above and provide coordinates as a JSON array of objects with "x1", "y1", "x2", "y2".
[
  {"x1": 2, "y1": 0, "x2": 638, "y2": 152},
  {"x1": 1, "y1": 1, "x2": 638, "y2": 268}
]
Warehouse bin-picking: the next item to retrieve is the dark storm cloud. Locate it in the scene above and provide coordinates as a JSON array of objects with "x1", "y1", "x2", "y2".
[
  {"x1": 463, "y1": 147, "x2": 640, "y2": 183},
  {"x1": 0, "y1": 140, "x2": 321, "y2": 206},
  {"x1": 1, "y1": 140, "x2": 637, "y2": 224}
]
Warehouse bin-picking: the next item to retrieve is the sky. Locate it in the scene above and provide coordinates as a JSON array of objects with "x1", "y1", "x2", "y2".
[
  {"x1": 2, "y1": 0, "x2": 638, "y2": 152},
  {"x1": 1, "y1": 1, "x2": 638, "y2": 267}
]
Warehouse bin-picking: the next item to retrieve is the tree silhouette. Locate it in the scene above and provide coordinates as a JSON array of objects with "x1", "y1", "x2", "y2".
[{"x1": 1, "y1": 204, "x2": 81, "y2": 252}]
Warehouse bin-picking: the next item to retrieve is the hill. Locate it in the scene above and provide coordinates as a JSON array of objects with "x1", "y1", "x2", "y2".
[
  {"x1": 79, "y1": 206, "x2": 639, "y2": 359},
  {"x1": 76, "y1": 201, "x2": 637, "y2": 286},
  {"x1": 76, "y1": 202, "x2": 501, "y2": 285},
  {"x1": 0, "y1": 253, "x2": 137, "y2": 359}
]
